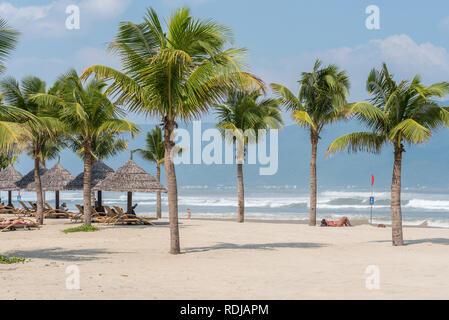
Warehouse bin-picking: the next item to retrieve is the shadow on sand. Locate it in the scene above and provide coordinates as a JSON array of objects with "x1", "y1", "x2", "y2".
[
  {"x1": 372, "y1": 238, "x2": 449, "y2": 246},
  {"x1": 185, "y1": 242, "x2": 327, "y2": 253},
  {"x1": 4, "y1": 247, "x2": 117, "y2": 262}
]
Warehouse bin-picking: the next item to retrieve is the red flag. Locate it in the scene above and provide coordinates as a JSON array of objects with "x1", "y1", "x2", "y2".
[{"x1": 371, "y1": 174, "x2": 375, "y2": 186}]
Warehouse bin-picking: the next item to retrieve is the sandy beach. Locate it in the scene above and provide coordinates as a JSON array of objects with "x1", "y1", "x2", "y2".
[{"x1": 1, "y1": 217, "x2": 448, "y2": 300}]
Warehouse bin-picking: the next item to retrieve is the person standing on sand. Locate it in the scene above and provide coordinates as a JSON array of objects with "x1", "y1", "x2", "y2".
[{"x1": 187, "y1": 209, "x2": 191, "y2": 219}]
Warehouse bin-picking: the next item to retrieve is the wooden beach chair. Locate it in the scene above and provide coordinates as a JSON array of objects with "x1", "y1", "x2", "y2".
[
  {"x1": 0, "y1": 218, "x2": 40, "y2": 232},
  {"x1": 91, "y1": 207, "x2": 109, "y2": 223},
  {"x1": 72, "y1": 205, "x2": 105, "y2": 223},
  {"x1": 70, "y1": 204, "x2": 84, "y2": 222},
  {"x1": 19, "y1": 201, "x2": 36, "y2": 217},
  {"x1": 112, "y1": 206, "x2": 155, "y2": 226},
  {"x1": 45, "y1": 202, "x2": 75, "y2": 219},
  {"x1": 0, "y1": 203, "x2": 26, "y2": 217},
  {"x1": 0, "y1": 204, "x2": 15, "y2": 214},
  {"x1": 42, "y1": 204, "x2": 69, "y2": 219}
]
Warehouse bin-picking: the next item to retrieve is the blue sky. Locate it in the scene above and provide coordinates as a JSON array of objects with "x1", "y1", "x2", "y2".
[
  {"x1": 2, "y1": 1, "x2": 449, "y2": 186},
  {"x1": 2, "y1": 0, "x2": 449, "y2": 124}
]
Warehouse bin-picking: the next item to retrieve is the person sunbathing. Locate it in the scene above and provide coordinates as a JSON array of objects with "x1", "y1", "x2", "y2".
[{"x1": 320, "y1": 217, "x2": 352, "y2": 227}]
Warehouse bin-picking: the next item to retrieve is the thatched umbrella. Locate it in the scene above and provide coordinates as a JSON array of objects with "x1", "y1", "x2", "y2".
[
  {"x1": 0, "y1": 164, "x2": 23, "y2": 206},
  {"x1": 25, "y1": 158, "x2": 75, "y2": 209},
  {"x1": 94, "y1": 153, "x2": 167, "y2": 214},
  {"x1": 17, "y1": 164, "x2": 48, "y2": 190},
  {"x1": 66, "y1": 160, "x2": 114, "y2": 207}
]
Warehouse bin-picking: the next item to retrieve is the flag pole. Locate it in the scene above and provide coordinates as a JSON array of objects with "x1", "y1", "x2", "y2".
[{"x1": 370, "y1": 174, "x2": 374, "y2": 224}]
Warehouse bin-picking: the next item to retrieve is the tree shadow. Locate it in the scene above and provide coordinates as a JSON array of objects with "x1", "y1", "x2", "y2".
[
  {"x1": 185, "y1": 242, "x2": 327, "y2": 253},
  {"x1": 371, "y1": 238, "x2": 449, "y2": 246},
  {"x1": 4, "y1": 247, "x2": 118, "y2": 262}
]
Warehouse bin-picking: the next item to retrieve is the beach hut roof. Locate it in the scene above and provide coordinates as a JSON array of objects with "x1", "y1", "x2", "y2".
[
  {"x1": 25, "y1": 159, "x2": 75, "y2": 191},
  {"x1": 0, "y1": 164, "x2": 23, "y2": 191},
  {"x1": 65, "y1": 160, "x2": 114, "y2": 190},
  {"x1": 16, "y1": 163, "x2": 48, "y2": 190},
  {"x1": 94, "y1": 156, "x2": 167, "y2": 193}
]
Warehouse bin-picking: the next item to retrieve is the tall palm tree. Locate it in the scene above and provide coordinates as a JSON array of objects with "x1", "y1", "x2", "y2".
[
  {"x1": 135, "y1": 126, "x2": 165, "y2": 219},
  {"x1": 327, "y1": 63, "x2": 449, "y2": 246},
  {"x1": 271, "y1": 59, "x2": 350, "y2": 226},
  {"x1": 0, "y1": 18, "x2": 19, "y2": 74},
  {"x1": 215, "y1": 89, "x2": 283, "y2": 223},
  {"x1": 31, "y1": 69, "x2": 139, "y2": 226},
  {"x1": 71, "y1": 130, "x2": 128, "y2": 205},
  {"x1": 0, "y1": 76, "x2": 62, "y2": 224},
  {"x1": 0, "y1": 18, "x2": 32, "y2": 153},
  {"x1": 81, "y1": 7, "x2": 260, "y2": 254}
]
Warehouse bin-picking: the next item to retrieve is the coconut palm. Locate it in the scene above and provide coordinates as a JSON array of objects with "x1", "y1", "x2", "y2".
[
  {"x1": 134, "y1": 126, "x2": 165, "y2": 219},
  {"x1": 31, "y1": 69, "x2": 139, "y2": 226},
  {"x1": 81, "y1": 7, "x2": 260, "y2": 254},
  {"x1": 70, "y1": 130, "x2": 128, "y2": 205},
  {"x1": 0, "y1": 76, "x2": 63, "y2": 224},
  {"x1": 271, "y1": 59, "x2": 350, "y2": 226},
  {"x1": 0, "y1": 18, "x2": 19, "y2": 74},
  {"x1": 0, "y1": 18, "x2": 33, "y2": 152},
  {"x1": 215, "y1": 89, "x2": 283, "y2": 223},
  {"x1": 327, "y1": 63, "x2": 449, "y2": 246}
]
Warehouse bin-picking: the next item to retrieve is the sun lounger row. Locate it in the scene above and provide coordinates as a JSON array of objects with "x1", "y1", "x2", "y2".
[
  {"x1": 0, "y1": 217, "x2": 40, "y2": 232},
  {"x1": 72, "y1": 205, "x2": 155, "y2": 226}
]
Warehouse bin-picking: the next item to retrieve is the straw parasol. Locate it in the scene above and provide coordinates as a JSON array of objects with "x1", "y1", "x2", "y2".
[
  {"x1": 94, "y1": 152, "x2": 167, "y2": 214},
  {"x1": 16, "y1": 163, "x2": 48, "y2": 190},
  {"x1": 0, "y1": 164, "x2": 23, "y2": 206},
  {"x1": 65, "y1": 160, "x2": 114, "y2": 207},
  {"x1": 25, "y1": 158, "x2": 75, "y2": 209}
]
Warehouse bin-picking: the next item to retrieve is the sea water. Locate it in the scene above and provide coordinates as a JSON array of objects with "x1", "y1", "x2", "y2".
[{"x1": 5, "y1": 186, "x2": 449, "y2": 228}]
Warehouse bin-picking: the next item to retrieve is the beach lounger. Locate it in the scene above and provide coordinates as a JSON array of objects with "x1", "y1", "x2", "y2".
[
  {"x1": 19, "y1": 201, "x2": 36, "y2": 217},
  {"x1": 112, "y1": 206, "x2": 155, "y2": 226},
  {"x1": 0, "y1": 218, "x2": 40, "y2": 232},
  {"x1": 72, "y1": 204, "x2": 105, "y2": 223},
  {"x1": 45, "y1": 202, "x2": 75, "y2": 219}
]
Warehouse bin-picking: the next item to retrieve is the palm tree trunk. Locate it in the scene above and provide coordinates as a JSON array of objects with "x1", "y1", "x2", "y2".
[
  {"x1": 164, "y1": 118, "x2": 180, "y2": 254},
  {"x1": 156, "y1": 163, "x2": 161, "y2": 219},
  {"x1": 391, "y1": 146, "x2": 404, "y2": 246},
  {"x1": 237, "y1": 163, "x2": 244, "y2": 223},
  {"x1": 34, "y1": 157, "x2": 44, "y2": 225},
  {"x1": 83, "y1": 140, "x2": 93, "y2": 226},
  {"x1": 309, "y1": 131, "x2": 318, "y2": 226}
]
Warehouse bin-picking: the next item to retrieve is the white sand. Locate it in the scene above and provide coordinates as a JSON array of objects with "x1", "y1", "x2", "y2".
[{"x1": 1, "y1": 217, "x2": 449, "y2": 300}]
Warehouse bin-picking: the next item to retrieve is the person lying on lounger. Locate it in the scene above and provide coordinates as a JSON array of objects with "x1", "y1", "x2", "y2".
[{"x1": 320, "y1": 217, "x2": 352, "y2": 227}]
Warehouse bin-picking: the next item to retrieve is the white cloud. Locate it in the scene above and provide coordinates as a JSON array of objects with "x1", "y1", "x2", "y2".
[
  {"x1": 0, "y1": 2, "x2": 54, "y2": 22},
  {"x1": 255, "y1": 34, "x2": 449, "y2": 101},
  {"x1": 0, "y1": 0, "x2": 133, "y2": 38}
]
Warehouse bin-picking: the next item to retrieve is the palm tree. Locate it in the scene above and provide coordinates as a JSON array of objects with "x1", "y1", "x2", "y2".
[
  {"x1": 135, "y1": 126, "x2": 165, "y2": 219},
  {"x1": 0, "y1": 18, "x2": 19, "y2": 74},
  {"x1": 327, "y1": 63, "x2": 449, "y2": 246},
  {"x1": 215, "y1": 89, "x2": 283, "y2": 223},
  {"x1": 271, "y1": 59, "x2": 350, "y2": 226},
  {"x1": 0, "y1": 76, "x2": 62, "y2": 224},
  {"x1": 71, "y1": 130, "x2": 128, "y2": 205},
  {"x1": 81, "y1": 7, "x2": 260, "y2": 254},
  {"x1": 0, "y1": 18, "x2": 33, "y2": 153},
  {"x1": 31, "y1": 69, "x2": 139, "y2": 226}
]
